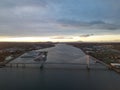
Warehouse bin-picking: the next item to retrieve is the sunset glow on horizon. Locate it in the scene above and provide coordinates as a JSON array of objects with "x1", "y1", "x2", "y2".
[{"x1": 0, "y1": 35, "x2": 119, "y2": 42}]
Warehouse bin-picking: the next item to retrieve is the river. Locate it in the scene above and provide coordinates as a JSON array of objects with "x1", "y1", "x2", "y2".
[{"x1": 1, "y1": 44, "x2": 120, "y2": 90}]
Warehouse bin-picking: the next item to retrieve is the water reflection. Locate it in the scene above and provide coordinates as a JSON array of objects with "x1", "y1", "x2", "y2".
[
  {"x1": 0, "y1": 68, "x2": 120, "y2": 90},
  {"x1": 1, "y1": 44, "x2": 120, "y2": 90}
]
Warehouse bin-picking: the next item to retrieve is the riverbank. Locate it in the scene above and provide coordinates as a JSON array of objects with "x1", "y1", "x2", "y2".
[
  {"x1": 0, "y1": 42, "x2": 55, "y2": 65},
  {"x1": 69, "y1": 43, "x2": 120, "y2": 74}
]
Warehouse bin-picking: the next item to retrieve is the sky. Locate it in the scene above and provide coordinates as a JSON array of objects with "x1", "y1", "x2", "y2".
[{"x1": 0, "y1": 0, "x2": 120, "y2": 42}]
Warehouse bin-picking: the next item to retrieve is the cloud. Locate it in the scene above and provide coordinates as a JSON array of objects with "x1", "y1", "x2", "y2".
[
  {"x1": 57, "y1": 19, "x2": 120, "y2": 30},
  {"x1": 89, "y1": 21, "x2": 105, "y2": 25},
  {"x1": 0, "y1": 0, "x2": 47, "y2": 8},
  {"x1": 51, "y1": 36, "x2": 73, "y2": 39},
  {"x1": 0, "y1": 0, "x2": 120, "y2": 38},
  {"x1": 0, "y1": 0, "x2": 56, "y2": 36},
  {"x1": 80, "y1": 34, "x2": 94, "y2": 37}
]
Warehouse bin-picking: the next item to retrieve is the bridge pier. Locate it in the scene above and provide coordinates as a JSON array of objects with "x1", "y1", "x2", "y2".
[
  {"x1": 87, "y1": 66, "x2": 90, "y2": 70},
  {"x1": 40, "y1": 61, "x2": 45, "y2": 69},
  {"x1": 40, "y1": 65, "x2": 44, "y2": 69},
  {"x1": 16, "y1": 64, "x2": 18, "y2": 68},
  {"x1": 22, "y1": 63, "x2": 25, "y2": 68},
  {"x1": 86, "y1": 55, "x2": 90, "y2": 70}
]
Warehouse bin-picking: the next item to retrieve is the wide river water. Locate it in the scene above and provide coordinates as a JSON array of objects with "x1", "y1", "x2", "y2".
[{"x1": 1, "y1": 44, "x2": 120, "y2": 90}]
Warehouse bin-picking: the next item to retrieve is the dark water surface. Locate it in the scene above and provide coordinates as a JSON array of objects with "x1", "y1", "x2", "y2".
[
  {"x1": 0, "y1": 68, "x2": 120, "y2": 90},
  {"x1": 2, "y1": 44, "x2": 120, "y2": 90}
]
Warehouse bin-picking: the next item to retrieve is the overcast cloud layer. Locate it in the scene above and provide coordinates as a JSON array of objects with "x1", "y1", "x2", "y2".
[{"x1": 0, "y1": 0, "x2": 120, "y2": 38}]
